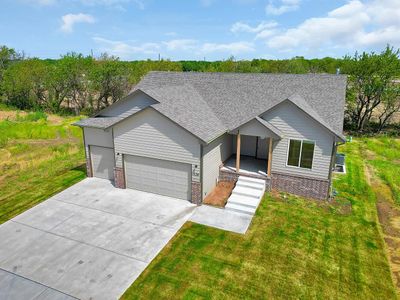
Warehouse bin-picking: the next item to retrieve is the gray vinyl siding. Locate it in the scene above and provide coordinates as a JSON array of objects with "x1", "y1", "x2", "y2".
[
  {"x1": 83, "y1": 127, "x2": 113, "y2": 148},
  {"x1": 98, "y1": 92, "x2": 157, "y2": 118},
  {"x1": 262, "y1": 101, "x2": 334, "y2": 180},
  {"x1": 232, "y1": 119, "x2": 273, "y2": 138},
  {"x1": 114, "y1": 108, "x2": 201, "y2": 167},
  {"x1": 202, "y1": 133, "x2": 233, "y2": 198}
]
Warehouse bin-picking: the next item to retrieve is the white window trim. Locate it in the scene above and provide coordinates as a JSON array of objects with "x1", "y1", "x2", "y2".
[{"x1": 286, "y1": 138, "x2": 315, "y2": 170}]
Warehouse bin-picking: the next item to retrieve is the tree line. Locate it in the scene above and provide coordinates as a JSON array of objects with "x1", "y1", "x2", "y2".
[{"x1": 0, "y1": 45, "x2": 399, "y2": 133}]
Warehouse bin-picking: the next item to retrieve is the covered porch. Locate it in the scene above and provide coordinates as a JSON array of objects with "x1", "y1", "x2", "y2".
[
  {"x1": 222, "y1": 155, "x2": 268, "y2": 178},
  {"x1": 221, "y1": 116, "x2": 282, "y2": 180}
]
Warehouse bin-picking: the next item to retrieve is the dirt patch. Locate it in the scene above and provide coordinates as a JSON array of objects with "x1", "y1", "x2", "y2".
[
  {"x1": 47, "y1": 114, "x2": 64, "y2": 125},
  {"x1": 203, "y1": 181, "x2": 235, "y2": 207},
  {"x1": 365, "y1": 164, "x2": 400, "y2": 291},
  {"x1": 0, "y1": 110, "x2": 27, "y2": 121},
  {"x1": 365, "y1": 149, "x2": 377, "y2": 160},
  {"x1": 0, "y1": 110, "x2": 64, "y2": 125}
]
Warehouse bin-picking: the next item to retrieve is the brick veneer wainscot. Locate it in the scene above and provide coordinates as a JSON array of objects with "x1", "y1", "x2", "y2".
[
  {"x1": 191, "y1": 181, "x2": 202, "y2": 205},
  {"x1": 114, "y1": 167, "x2": 126, "y2": 189},
  {"x1": 271, "y1": 172, "x2": 329, "y2": 200}
]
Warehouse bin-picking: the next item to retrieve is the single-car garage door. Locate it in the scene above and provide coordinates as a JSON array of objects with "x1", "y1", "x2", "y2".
[
  {"x1": 125, "y1": 155, "x2": 191, "y2": 200},
  {"x1": 90, "y1": 146, "x2": 115, "y2": 180}
]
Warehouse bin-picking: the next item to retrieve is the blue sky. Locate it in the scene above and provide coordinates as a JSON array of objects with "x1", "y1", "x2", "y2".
[{"x1": 1, "y1": 0, "x2": 399, "y2": 60}]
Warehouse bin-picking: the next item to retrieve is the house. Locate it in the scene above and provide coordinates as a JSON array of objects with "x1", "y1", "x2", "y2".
[{"x1": 74, "y1": 71, "x2": 347, "y2": 203}]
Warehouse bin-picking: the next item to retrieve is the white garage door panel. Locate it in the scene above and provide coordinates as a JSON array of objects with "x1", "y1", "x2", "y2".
[
  {"x1": 125, "y1": 155, "x2": 191, "y2": 200},
  {"x1": 90, "y1": 146, "x2": 115, "y2": 180}
]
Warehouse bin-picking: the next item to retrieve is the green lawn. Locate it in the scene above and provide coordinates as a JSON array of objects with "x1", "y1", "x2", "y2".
[
  {"x1": 0, "y1": 110, "x2": 397, "y2": 299},
  {"x1": 122, "y1": 139, "x2": 397, "y2": 299},
  {"x1": 359, "y1": 137, "x2": 400, "y2": 205},
  {"x1": 0, "y1": 111, "x2": 86, "y2": 224}
]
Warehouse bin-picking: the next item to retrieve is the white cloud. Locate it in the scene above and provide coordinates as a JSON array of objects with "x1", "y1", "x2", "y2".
[
  {"x1": 93, "y1": 37, "x2": 159, "y2": 58},
  {"x1": 93, "y1": 37, "x2": 255, "y2": 59},
  {"x1": 255, "y1": 29, "x2": 277, "y2": 40},
  {"x1": 263, "y1": 0, "x2": 400, "y2": 53},
  {"x1": 266, "y1": 0, "x2": 301, "y2": 15},
  {"x1": 231, "y1": 21, "x2": 277, "y2": 33},
  {"x1": 163, "y1": 39, "x2": 197, "y2": 51},
  {"x1": 200, "y1": 42, "x2": 255, "y2": 54},
  {"x1": 60, "y1": 13, "x2": 95, "y2": 33}
]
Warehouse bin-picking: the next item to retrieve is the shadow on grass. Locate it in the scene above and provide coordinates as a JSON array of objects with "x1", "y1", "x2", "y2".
[{"x1": 72, "y1": 163, "x2": 86, "y2": 173}]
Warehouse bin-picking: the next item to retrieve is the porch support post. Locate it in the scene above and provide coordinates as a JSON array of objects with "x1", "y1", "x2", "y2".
[
  {"x1": 236, "y1": 132, "x2": 241, "y2": 173},
  {"x1": 267, "y1": 137, "x2": 273, "y2": 177}
]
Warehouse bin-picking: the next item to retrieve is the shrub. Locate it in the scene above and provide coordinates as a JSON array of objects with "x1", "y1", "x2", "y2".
[{"x1": 15, "y1": 111, "x2": 47, "y2": 122}]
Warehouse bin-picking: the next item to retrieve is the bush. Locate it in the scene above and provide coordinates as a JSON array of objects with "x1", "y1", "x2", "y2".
[{"x1": 15, "y1": 111, "x2": 47, "y2": 122}]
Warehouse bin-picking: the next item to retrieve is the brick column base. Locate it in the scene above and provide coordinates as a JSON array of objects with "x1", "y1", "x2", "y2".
[
  {"x1": 191, "y1": 181, "x2": 202, "y2": 205},
  {"x1": 218, "y1": 169, "x2": 239, "y2": 182},
  {"x1": 114, "y1": 167, "x2": 126, "y2": 189},
  {"x1": 271, "y1": 172, "x2": 329, "y2": 200},
  {"x1": 86, "y1": 160, "x2": 92, "y2": 177}
]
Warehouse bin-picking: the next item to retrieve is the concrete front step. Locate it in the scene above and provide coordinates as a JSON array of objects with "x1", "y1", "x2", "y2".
[
  {"x1": 236, "y1": 179, "x2": 265, "y2": 191},
  {"x1": 237, "y1": 176, "x2": 266, "y2": 185},
  {"x1": 225, "y1": 202, "x2": 256, "y2": 215},
  {"x1": 232, "y1": 186, "x2": 263, "y2": 199},
  {"x1": 228, "y1": 194, "x2": 261, "y2": 208}
]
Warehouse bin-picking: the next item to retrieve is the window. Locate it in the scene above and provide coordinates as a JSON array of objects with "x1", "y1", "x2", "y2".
[{"x1": 287, "y1": 139, "x2": 315, "y2": 169}]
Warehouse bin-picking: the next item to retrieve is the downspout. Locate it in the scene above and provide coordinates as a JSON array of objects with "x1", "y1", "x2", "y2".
[{"x1": 200, "y1": 143, "x2": 204, "y2": 203}]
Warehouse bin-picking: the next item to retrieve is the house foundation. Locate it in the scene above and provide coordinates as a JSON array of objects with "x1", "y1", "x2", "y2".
[{"x1": 271, "y1": 172, "x2": 329, "y2": 200}]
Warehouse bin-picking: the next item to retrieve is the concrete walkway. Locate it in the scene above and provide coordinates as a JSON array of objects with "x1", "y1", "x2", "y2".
[
  {"x1": 0, "y1": 178, "x2": 196, "y2": 300},
  {"x1": 189, "y1": 205, "x2": 253, "y2": 234},
  {"x1": 190, "y1": 176, "x2": 266, "y2": 234}
]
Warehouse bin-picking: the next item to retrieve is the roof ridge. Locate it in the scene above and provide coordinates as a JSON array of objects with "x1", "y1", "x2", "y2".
[
  {"x1": 147, "y1": 70, "x2": 347, "y2": 77},
  {"x1": 183, "y1": 82, "x2": 227, "y2": 130}
]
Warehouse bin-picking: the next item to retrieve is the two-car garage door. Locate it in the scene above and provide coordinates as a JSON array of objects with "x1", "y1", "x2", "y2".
[{"x1": 124, "y1": 155, "x2": 191, "y2": 200}]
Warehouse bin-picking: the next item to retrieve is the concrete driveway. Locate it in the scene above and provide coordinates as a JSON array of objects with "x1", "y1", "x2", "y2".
[{"x1": 0, "y1": 178, "x2": 196, "y2": 300}]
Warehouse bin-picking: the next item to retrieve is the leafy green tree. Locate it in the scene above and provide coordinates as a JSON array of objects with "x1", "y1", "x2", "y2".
[
  {"x1": 2, "y1": 59, "x2": 48, "y2": 110},
  {"x1": 377, "y1": 81, "x2": 400, "y2": 131},
  {"x1": 343, "y1": 46, "x2": 400, "y2": 131},
  {"x1": 90, "y1": 53, "x2": 131, "y2": 111},
  {"x1": 57, "y1": 53, "x2": 93, "y2": 114},
  {"x1": 46, "y1": 60, "x2": 71, "y2": 113},
  {"x1": 0, "y1": 46, "x2": 23, "y2": 80}
]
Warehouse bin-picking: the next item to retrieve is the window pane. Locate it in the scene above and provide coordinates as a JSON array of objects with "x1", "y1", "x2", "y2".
[
  {"x1": 287, "y1": 140, "x2": 301, "y2": 166},
  {"x1": 300, "y1": 141, "x2": 315, "y2": 169}
]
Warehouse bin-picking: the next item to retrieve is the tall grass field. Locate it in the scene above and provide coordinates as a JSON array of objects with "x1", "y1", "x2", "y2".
[{"x1": 0, "y1": 110, "x2": 86, "y2": 224}]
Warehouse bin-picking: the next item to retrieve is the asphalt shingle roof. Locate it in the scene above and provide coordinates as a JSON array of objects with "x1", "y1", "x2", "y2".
[
  {"x1": 133, "y1": 71, "x2": 347, "y2": 142},
  {"x1": 75, "y1": 71, "x2": 347, "y2": 143},
  {"x1": 74, "y1": 116, "x2": 123, "y2": 129}
]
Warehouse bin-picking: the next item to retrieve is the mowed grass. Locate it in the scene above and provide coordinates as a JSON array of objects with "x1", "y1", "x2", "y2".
[
  {"x1": 359, "y1": 137, "x2": 400, "y2": 205},
  {"x1": 122, "y1": 140, "x2": 396, "y2": 299},
  {"x1": 0, "y1": 111, "x2": 86, "y2": 224}
]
